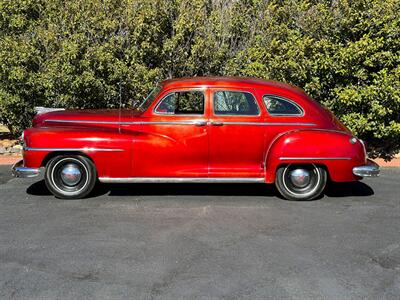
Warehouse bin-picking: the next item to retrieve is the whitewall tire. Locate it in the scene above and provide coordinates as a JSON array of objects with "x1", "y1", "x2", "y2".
[
  {"x1": 275, "y1": 164, "x2": 327, "y2": 201},
  {"x1": 44, "y1": 155, "x2": 97, "y2": 199}
]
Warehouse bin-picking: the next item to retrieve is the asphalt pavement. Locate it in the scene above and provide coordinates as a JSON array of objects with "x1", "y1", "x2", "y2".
[{"x1": 0, "y1": 165, "x2": 399, "y2": 299}]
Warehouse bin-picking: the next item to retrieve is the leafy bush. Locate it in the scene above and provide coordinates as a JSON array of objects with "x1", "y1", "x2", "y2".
[{"x1": 0, "y1": 0, "x2": 399, "y2": 158}]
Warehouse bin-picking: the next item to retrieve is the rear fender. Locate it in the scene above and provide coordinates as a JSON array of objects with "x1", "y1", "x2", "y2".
[{"x1": 264, "y1": 129, "x2": 366, "y2": 183}]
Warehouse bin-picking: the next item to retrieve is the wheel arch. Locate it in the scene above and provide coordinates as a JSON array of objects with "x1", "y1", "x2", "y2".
[{"x1": 41, "y1": 151, "x2": 96, "y2": 168}]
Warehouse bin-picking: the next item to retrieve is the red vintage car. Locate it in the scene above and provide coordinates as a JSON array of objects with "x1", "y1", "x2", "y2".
[{"x1": 12, "y1": 77, "x2": 379, "y2": 200}]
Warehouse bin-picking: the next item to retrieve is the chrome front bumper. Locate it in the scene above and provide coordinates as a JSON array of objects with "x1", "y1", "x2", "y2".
[
  {"x1": 11, "y1": 160, "x2": 41, "y2": 178},
  {"x1": 353, "y1": 159, "x2": 380, "y2": 177}
]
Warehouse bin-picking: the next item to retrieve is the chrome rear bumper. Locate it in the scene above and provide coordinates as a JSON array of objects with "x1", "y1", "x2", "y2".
[
  {"x1": 353, "y1": 159, "x2": 380, "y2": 177},
  {"x1": 11, "y1": 160, "x2": 41, "y2": 178}
]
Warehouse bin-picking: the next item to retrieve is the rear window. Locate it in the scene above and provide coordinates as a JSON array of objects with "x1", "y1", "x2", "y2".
[{"x1": 263, "y1": 95, "x2": 303, "y2": 116}]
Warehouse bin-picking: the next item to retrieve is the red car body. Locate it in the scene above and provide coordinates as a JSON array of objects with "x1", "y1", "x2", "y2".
[{"x1": 13, "y1": 77, "x2": 379, "y2": 200}]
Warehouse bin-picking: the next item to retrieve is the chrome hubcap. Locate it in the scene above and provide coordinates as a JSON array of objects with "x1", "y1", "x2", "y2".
[
  {"x1": 60, "y1": 164, "x2": 82, "y2": 186},
  {"x1": 289, "y1": 168, "x2": 311, "y2": 188}
]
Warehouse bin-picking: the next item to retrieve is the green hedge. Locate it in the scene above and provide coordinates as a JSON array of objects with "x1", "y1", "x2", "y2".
[{"x1": 0, "y1": 0, "x2": 399, "y2": 158}]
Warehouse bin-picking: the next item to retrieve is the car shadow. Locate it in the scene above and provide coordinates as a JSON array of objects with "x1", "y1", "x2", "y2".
[
  {"x1": 26, "y1": 180, "x2": 52, "y2": 196},
  {"x1": 26, "y1": 180, "x2": 279, "y2": 198},
  {"x1": 324, "y1": 181, "x2": 374, "y2": 197},
  {"x1": 26, "y1": 179, "x2": 374, "y2": 199}
]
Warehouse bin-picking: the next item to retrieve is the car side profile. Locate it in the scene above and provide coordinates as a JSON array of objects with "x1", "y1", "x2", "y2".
[{"x1": 12, "y1": 77, "x2": 379, "y2": 200}]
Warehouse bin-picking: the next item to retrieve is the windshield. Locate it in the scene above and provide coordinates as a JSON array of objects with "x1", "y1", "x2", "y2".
[{"x1": 135, "y1": 83, "x2": 162, "y2": 112}]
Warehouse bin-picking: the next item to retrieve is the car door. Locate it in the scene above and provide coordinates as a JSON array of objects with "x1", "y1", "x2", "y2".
[
  {"x1": 208, "y1": 88, "x2": 266, "y2": 178},
  {"x1": 133, "y1": 88, "x2": 209, "y2": 177}
]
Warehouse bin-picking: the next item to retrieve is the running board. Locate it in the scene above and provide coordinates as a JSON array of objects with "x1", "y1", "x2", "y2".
[{"x1": 99, "y1": 177, "x2": 265, "y2": 184}]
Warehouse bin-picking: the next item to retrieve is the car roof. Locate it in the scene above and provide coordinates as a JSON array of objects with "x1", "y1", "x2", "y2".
[{"x1": 161, "y1": 76, "x2": 306, "y2": 95}]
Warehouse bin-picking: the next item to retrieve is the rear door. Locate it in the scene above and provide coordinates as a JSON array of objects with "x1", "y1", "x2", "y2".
[{"x1": 208, "y1": 88, "x2": 266, "y2": 178}]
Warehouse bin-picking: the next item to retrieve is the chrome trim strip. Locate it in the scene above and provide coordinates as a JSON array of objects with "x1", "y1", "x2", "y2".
[
  {"x1": 263, "y1": 122, "x2": 315, "y2": 126},
  {"x1": 279, "y1": 157, "x2": 351, "y2": 161},
  {"x1": 12, "y1": 160, "x2": 41, "y2": 178},
  {"x1": 45, "y1": 119, "x2": 121, "y2": 124},
  {"x1": 24, "y1": 147, "x2": 124, "y2": 152},
  {"x1": 45, "y1": 119, "x2": 206, "y2": 125},
  {"x1": 218, "y1": 121, "x2": 263, "y2": 126},
  {"x1": 140, "y1": 121, "x2": 204, "y2": 125},
  {"x1": 298, "y1": 128, "x2": 352, "y2": 135},
  {"x1": 45, "y1": 119, "x2": 316, "y2": 126},
  {"x1": 221, "y1": 122, "x2": 316, "y2": 126},
  {"x1": 99, "y1": 177, "x2": 265, "y2": 183}
]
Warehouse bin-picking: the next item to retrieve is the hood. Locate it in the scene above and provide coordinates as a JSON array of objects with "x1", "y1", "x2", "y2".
[{"x1": 32, "y1": 108, "x2": 143, "y2": 127}]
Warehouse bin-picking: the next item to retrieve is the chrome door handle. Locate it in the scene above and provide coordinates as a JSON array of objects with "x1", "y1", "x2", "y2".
[
  {"x1": 211, "y1": 121, "x2": 223, "y2": 126},
  {"x1": 193, "y1": 121, "x2": 207, "y2": 126}
]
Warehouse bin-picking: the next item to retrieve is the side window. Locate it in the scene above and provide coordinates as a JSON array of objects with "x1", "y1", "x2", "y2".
[
  {"x1": 214, "y1": 91, "x2": 259, "y2": 116},
  {"x1": 263, "y1": 95, "x2": 303, "y2": 116},
  {"x1": 155, "y1": 91, "x2": 204, "y2": 115}
]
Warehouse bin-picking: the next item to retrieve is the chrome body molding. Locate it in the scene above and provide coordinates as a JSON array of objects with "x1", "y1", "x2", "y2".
[
  {"x1": 279, "y1": 157, "x2": 352, "y2": 161},
  {"x1": 24, "y1": 147, "x2": 124, "y2": 152},
  {"x1": 45, "y1": 119, "x2": 316, "y2": 127},
  {"x1": 12, "y1": 160, "x2": 41, "y2": 178},
  {"x1": 221, "y1": 122, "x2": 316, "y2": 126},
  {"x1": 99, "y1": 177, "x2": 266, "y2": 184},
  {"x1": 353, "y1": 159, "x2": 380, "y2": 177},
  {"x1": 263, "y1": 122, "x2": 315, "y2": 126},
  {"x1": 45, "y1": 119, "x2": 203, "y2": 125}
]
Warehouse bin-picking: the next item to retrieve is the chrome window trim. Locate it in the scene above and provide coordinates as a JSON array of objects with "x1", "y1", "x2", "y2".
[
  {"x1": 24, "y1": 147, "x2": 124, "y2": 152},
  {"x1": 99, "y1": 177, "x2": 265, "y2": 183},
  {"x1": 153, "y1": 90, "x2": 206, "y2": 116},
  {"x1": 212, "y1": 90, "x2": 261, "y2": 117},
  {"x1": 263, "y1": 95, "x2": 304, "y2": 117},
  {"x1": 279, "y1": 157, "x2": 351, "y2": 161}
]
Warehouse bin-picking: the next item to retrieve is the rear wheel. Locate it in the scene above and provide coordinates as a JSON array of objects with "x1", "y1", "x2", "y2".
[
  {"x1": 275, "y1": 164, "x2": 327, "y2": 201},
  {"x1": 45, "y1": 155, "x2": 97, "y2": 199}
]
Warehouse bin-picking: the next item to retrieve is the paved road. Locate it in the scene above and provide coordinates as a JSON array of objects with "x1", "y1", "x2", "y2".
[{"x1": 0, "y1": 165, "x2": 399, "y2": 299}]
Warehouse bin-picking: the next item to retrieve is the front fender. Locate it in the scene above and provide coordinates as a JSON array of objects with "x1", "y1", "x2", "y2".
[
  {"x1": 23, "y1": 127, "x2": 133, "y2": 178},
  {"x1": 265, "y1": 129, "x2": 366, "y2": 183}
]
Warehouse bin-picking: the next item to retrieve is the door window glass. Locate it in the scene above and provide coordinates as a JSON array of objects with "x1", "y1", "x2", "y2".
[
  {"x1": 155, "y1": 91, "x2": 204, "y2": 115},
  {"x1": 214, "y1": 91, "x2": 259, "y2": 115}
]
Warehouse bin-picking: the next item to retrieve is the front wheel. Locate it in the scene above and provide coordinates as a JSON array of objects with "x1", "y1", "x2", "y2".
[
  {"x1": 275, "y1": 164, "x2": 327, "y2": 201},
  {"x1": 45, "y1": 155, "x2": 97, "y2": 199}
]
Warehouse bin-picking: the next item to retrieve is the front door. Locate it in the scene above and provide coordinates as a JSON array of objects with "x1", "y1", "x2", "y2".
[
  {"x1": 133, "y1": 88, "x2": 209, "y2": 177},
  {"x1": 208, "y1": 88, "x2": 266, "y2": 178}
]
